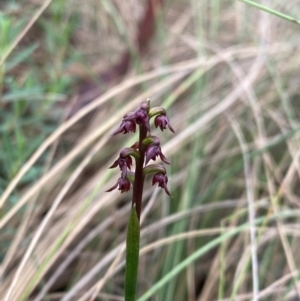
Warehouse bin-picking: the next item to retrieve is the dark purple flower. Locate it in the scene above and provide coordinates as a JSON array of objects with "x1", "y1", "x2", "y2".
[
  {"x1": 154, "y1": 115, "x2": 175, "y2": 133},
  {"x1": 144, "y1": 137, "x2": 169, "y2": 165},
  {"x1": 145, "y1": 144, "x2": 170, "y2": 165},
  {"x1": 152, "y1": 173, "x2": 171, "y2": 196},
  {"x1": 124, "y1": 108, "x2": 150, "y2": 132},
  {"x1": 106, "y1": 177, "x2": 131, "y2": 193},
  {"x1": 109, "y1": 156, "x2": 132, "y2": 170},
  {"x1": 109, "y1": 156, "x2": 132, "y2": 179},
  {"x1": 112, "y1": 119, "x2": 136, "y2": 135}
]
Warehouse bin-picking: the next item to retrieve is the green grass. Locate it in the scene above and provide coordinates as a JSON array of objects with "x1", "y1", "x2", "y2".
[
  {"x1": 1, "y1": 1, "x2": 300, "y2": 301},
  {"x1": 0, "y1": 0, "x2": 79, "y2": 197}
]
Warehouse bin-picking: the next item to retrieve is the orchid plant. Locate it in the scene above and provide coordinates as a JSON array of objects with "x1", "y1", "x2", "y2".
[{"x1": 106, "y1": 99, "x2": 174, "y2": 301}]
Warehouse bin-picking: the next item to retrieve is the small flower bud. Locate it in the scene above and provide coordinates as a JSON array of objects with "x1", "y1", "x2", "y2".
[
  {"x1": 120, "y1": 147, "x2": 140, "y2": 159},
  {"x1": 140, "y1": 99, "x2": 150, "y2": 111}
]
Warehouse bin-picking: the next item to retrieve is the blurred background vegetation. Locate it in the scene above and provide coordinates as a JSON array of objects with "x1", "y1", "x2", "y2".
[{"x1": 1, "y1": 0, "x2": 300, "y2": 300}]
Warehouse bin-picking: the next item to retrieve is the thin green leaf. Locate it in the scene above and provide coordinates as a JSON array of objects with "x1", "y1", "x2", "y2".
[
  {"x1": 5, "y1": 43, "x2": 39, "y2": 71},
  {"x1": 125, "y1": 206, "x2": 140, "y2": 301},
  {"x1": 237, "y1": 0, "x2": 300, "y2": 25}
]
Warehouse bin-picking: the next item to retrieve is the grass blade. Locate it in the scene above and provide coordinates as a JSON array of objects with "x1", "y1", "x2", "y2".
[{"x1": 237, "y1": 0, "x2": 300, "y2": 25}]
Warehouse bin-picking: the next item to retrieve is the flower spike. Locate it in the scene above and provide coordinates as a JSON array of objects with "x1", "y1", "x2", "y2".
[{"x1": 107, "y1": 99, "x2": 174, "y2": 201}]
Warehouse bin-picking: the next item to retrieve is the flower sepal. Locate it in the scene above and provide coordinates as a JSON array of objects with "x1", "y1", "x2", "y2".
[
  {"x1": 143, "y1": 164, "x2": 166, "y2": 176},
  {"x1": 142, "y1": 135, "x2": 160, "y2": 146},
  {"x1": 120, "y1": 147, "x2": 140, "y2": 159},
  {"x1": 148, "y1": 107, "x2": 166, "y2": 118}
]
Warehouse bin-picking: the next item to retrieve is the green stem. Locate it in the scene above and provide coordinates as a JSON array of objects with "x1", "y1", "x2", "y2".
[
  {"x1": 125, "y1": 124, "x2": 147, "y2": 300},
  {"x1": 132, "y1": 124, "x2": 147, "y2": 221}
]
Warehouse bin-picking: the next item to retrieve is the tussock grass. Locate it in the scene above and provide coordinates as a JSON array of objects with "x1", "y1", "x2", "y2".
[{"x1": 1, "y1": 1, "x2": 300, "y2": 301}]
